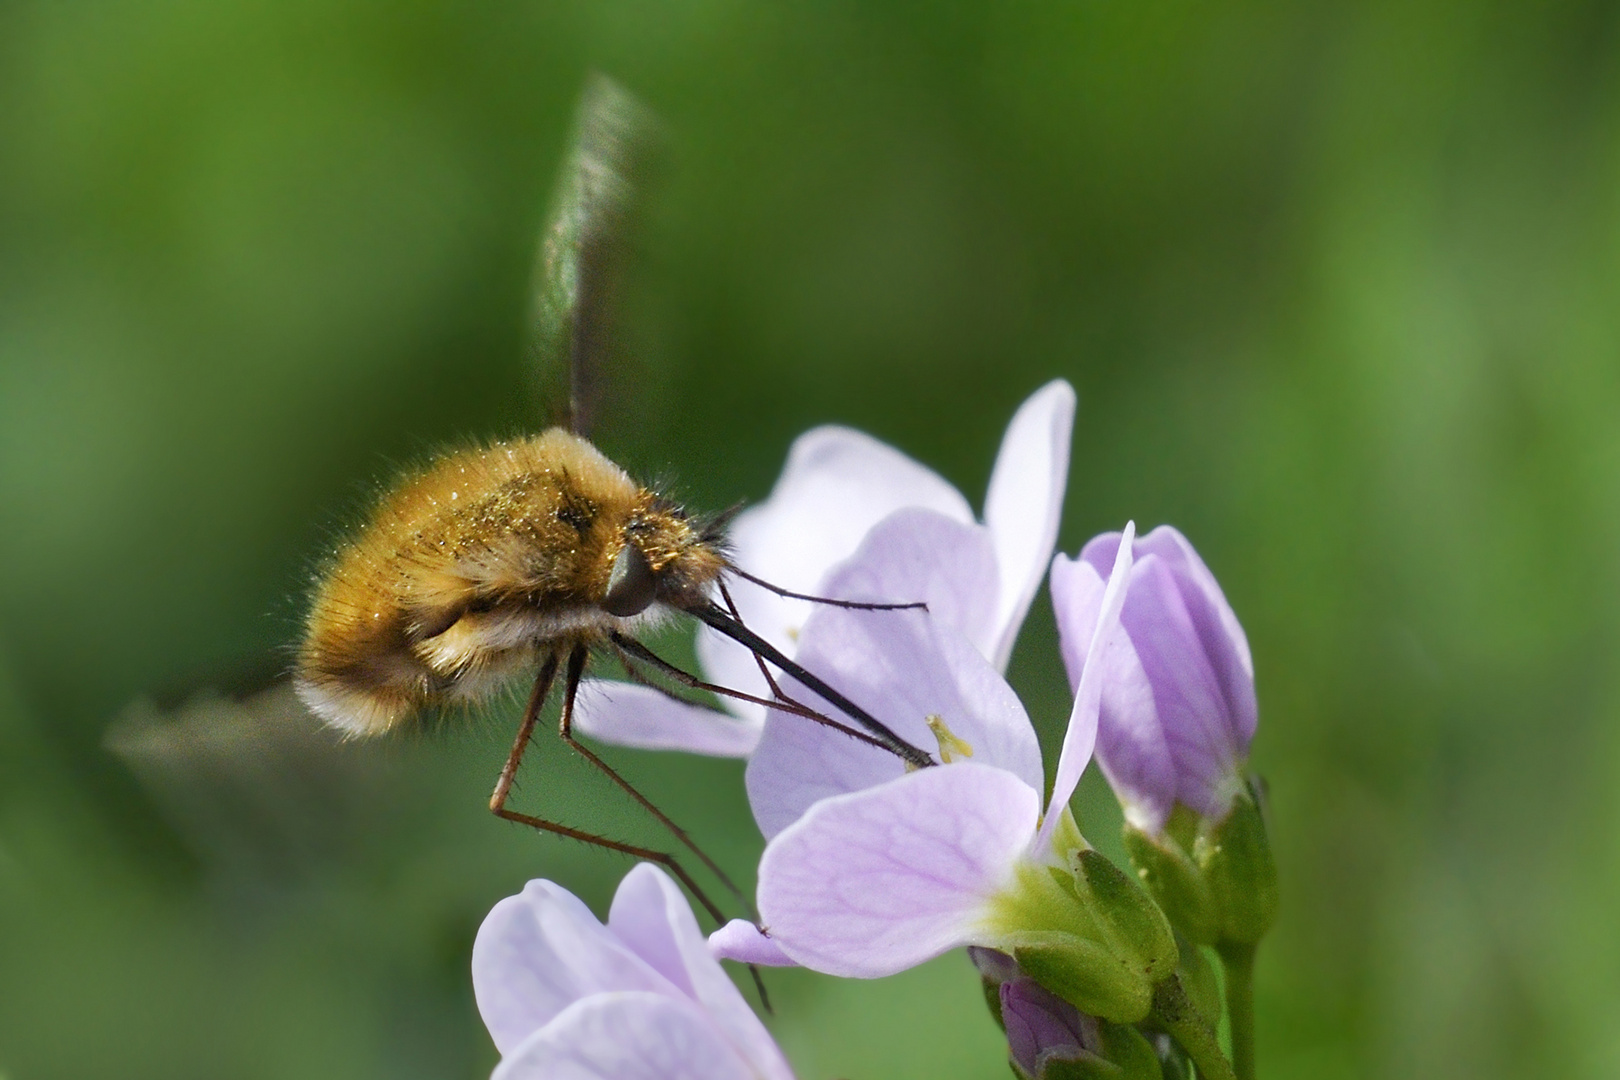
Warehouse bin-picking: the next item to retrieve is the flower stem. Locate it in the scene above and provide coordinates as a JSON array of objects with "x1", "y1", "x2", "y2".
[
  {"x1": 1151, "y1": 975, "x2": 1236, "y2": 1080},
  {"x1": 1218, "y1": 942, "x2": 1257, "y2": 1080}
]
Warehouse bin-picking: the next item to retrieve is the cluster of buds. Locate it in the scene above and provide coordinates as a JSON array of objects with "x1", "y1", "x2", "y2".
[{"x1": 474, "y1": 382, "x2": 1279, "y2": 1080}]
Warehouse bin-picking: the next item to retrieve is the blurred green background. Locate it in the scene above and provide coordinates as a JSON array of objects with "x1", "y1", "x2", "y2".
[{"x1": 3, "y1": 1, "x2": 1619, "y2": 1077}]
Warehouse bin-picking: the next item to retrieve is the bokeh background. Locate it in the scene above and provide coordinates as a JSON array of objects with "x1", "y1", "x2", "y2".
[{"x1": 3, "y1": 2, "x2": 1619, "y2": 1077}]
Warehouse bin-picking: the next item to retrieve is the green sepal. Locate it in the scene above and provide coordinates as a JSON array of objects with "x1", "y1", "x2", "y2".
[
  {"x1": 1172, "y1": 936, "x2": 1221, "y2": 1034},
  {"x1": 1096, "y1": 1020, "x2": 1165, "y2": 1080},
  {"x1": 1196, "y1": 781, "x2": 1278, "y2": 945},
  {"x1": 1011, "y1": 932, "x2": 1151, "y2": 1024},
  {"x1": 1002, "y1": 850, "x2": 1179, "y2": 1025},
  {"x1": 1122, "y1": 823, "x2": 1216, "y2": 946},
  {"x1": 1034, "y1": 1055, "x2": 1122, "y2": 1080},
  {"x1": 985, "y1": 827, "x2": 1178, "y2": 1025},
  {"x1": 1075, "y1": 851, "x2": 1179, "y2": 991},
  {"x1": 1030, "y1": 1055, "x2": 1121, "y2": 1080}
]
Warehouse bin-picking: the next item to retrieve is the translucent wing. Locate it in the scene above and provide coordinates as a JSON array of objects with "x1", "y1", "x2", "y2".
[
  {"x1": 104, "y1": 675, "x2": 398, "y2": 884},
  {"x1": 531, "y1": 73, "x2": 663, "y2": 438}
]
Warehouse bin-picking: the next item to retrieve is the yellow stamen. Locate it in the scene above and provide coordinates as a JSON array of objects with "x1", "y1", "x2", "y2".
[{"x1": 926, "y1": 714, "x2": 975, "y2": 764}]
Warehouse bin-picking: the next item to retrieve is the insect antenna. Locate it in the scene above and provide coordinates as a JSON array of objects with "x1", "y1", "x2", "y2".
[{"x1": 727, "y1": 564, "x2": 929, "y2": 613}]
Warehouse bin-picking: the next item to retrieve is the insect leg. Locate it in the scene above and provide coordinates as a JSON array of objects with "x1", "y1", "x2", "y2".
[
  {"x1": 688, "y1": 602, "x2": 936, "y2": 768},
  {"x1": 715, "y1": 580, "x2": 889, "y2": 752},
  {"x1": 489, "y1": 653, "x2": 736, "y2": 927},
  {"x1": 608, "y1": 631, "x2": 893, "y2": 754},
  {"x1": 488, "y1": 646, "x2": 775, "y2": 1009},
  {"x1": 552, "y1": 643, "x2": 757, "y2": 927},
  {"x1": 489, "y1": 651, "x2": 562, "y2": 813}
]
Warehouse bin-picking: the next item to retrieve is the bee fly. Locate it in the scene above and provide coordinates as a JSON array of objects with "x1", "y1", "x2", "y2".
[{"x1": 295, "y1": 76, "x2": 934, "y2": 934}]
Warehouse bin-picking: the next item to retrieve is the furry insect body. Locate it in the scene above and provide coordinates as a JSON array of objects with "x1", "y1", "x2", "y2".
[{"x1": 296, "y1": 428, "x2": 726, "y2": 737}]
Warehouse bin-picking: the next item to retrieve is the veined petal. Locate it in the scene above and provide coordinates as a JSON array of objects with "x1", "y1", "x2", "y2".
[
  {"x1": 1115, "y1": 555, "x2": 1241, "y2": 821},
  {"x1": 473, "y1": 880, "x2": 678, "y2": 1055},
  {"x1": 983, "y1": 380, "x2": 1076, "y2": 671},
  {"x1": 1131, "y1": 526, "x2": 1257, "y2": 752},
  {"x1": 730, "y1": 425, "x2": 976, "y2": 594},
  {"x1": 709, "y1": 920, "x2": 796, "y2": 968},
  {"x1": 1037, "y1": 522, "x2": 1134, "y2": 854},
  {"x1": 699, "y1": 426, "x2": 975, "y2": 719},
  {"x1": 757, "y1": 763, "x2": 1040, "y2": 978},
  {"x1": 1051, "y1": 556, "x2": 1174, "y2": 833},
  {"x1": 491, "y1": 993, "x2": 763, "y2": 1080},
  {"x1": 607, "y1": 866, "x2": 792, "y2": 1079},
  {"x1": 1070, "y1": 526, "x2": 1256, "y2": 829},
  {"x1": 746, "y1": 607, "x2": 1041, "y2": 839},
  {"x1": 818, "y1": 508, "x2": 999, "y2": 652},
  {"x1": 573, "y1": 681, "x2": 762, "y2": 758}
]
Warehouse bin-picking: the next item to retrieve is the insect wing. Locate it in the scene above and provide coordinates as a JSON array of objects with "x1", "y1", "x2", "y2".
[
  {"x1": 104, "y1": 676, "x2": 396, "y2": 884},
  {"x1": 531, "y1": 73, "x2": 664, "y2": 438}
]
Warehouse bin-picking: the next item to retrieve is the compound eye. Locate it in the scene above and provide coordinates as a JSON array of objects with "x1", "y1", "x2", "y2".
[{"x1": 603, "y1": 541, "x2": 658, "y2": 617}]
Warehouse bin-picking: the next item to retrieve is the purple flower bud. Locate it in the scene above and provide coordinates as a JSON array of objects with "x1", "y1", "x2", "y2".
[
  {"x1": 1051, "y1": 526, "x2": 1256, "y2": 835},
  {"x1": 1000, "y1": 975, "x2": 1105, "y2": 1076}
]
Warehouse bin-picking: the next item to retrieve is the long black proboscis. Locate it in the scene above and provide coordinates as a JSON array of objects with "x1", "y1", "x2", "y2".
[{"x1": 690, "y1": 602, "x2": 935, "y2": 769}]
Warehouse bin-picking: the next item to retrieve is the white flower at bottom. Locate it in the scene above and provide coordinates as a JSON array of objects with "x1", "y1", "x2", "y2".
[{"x1": 474, "y1": 864, "x2": 794, "y2": 1080}]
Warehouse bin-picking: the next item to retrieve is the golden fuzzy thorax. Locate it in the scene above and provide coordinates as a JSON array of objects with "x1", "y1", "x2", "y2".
[{"x1": 295, "y1": 428, "x2": 726, "y2": 736}]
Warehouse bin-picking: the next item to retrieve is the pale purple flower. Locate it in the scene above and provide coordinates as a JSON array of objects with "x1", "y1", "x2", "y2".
[
  {"x1": 473, "y1": 863, "x2": 794, "y2": 1080},
  {"x1": 1050, "y1": 526, "x2": 1256, "y2": 835},
  {"x1": 572, "y1": 380, "x2": 1076, "y2": 758},
  {"x1": 712, "y1": 517, "x2": 1137, "y2": 980}
]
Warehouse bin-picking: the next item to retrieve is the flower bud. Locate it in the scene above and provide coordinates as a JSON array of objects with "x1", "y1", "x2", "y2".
[
  {"x1": 1051, "y1": 526, "x2": 1256, "y2": 837},
  {"x1": 1198, "y1": 779, "x2": 1278, "y2": 945},
  {"x1": 973, "y1": 950, "x2": 1163, "y2": 1080},
  {"x1": 1121, "y1": 818, "x2": 1216, "y2": 946},
  {"x1": 1122, "y1": 780, "x2": 1278, "y2": 948},
  {"x1": 987, "y1": 845, "x2": 1178, "y2": 1024},
  {"x1": 1171, "y1": 932, "x2": 1221, "y2": 1034}
]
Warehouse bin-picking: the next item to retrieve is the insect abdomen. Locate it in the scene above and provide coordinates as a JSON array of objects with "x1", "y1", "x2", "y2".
[{"x1": 296, "y1": 430, "x2": 643, "y2": 736}]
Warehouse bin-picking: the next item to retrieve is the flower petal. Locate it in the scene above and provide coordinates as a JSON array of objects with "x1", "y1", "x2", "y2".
[
  {"x1": 708, "y1": 920, "x2": 797, "y2": 968},
  {"x1": 1052, "y1": 550, "x2": 1175, "y2": 832},
  {"x1": 1130, "y1": 526, "x2": 1257, "y2": 753},
  {"x1": 491, "y1": 993, "x2": 762, "y2": 1080},
  {"x1": 818, "y1": 508, "x2": 1000, "y2": 656},
  {"x1": 983, "y1": 381, "x2": 1076, "y2": 671},
  {"x1": 1115, "y1": 554, "x2": 1243, "y2": 822},
  {"x1": 757, "y1": 763, "x2": 1040, "y2": 977},
  {"x1": 1037, "y1": 522, "x2": 1134, "y2": 854},
  {"x1": 698, "y1": 426, "x2": 975, "y2": 720},
  {"x1": 472, "y1": 880, "x2": 675, "y2": 1054},
  {"x1": 745, "y1": 606, "x2": 1041, "y2": 839},
  {"x1": 607, "y1": 866, "x2": 793, "y2": 1078},
  {"x1": 572, "y1": 681, "x2": 763, "y2": 758},
  {"x1": 1068, "y1": 526, "x2": 1256, "y2": 829}
]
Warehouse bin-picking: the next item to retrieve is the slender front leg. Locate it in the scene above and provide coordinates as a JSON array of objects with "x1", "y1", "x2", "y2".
[{"x1": 489, "y1": 651, "x2": 561, "y2": 813}]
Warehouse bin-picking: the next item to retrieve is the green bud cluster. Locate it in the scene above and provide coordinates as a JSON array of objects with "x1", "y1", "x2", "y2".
[
  {"x1": 985, "y1": 817, "x2": 1178, "y2": 1024},
  {"x1": 978, "y1": 778, "x2": 1278, "y2": 1080},
  {"x1": 1121, "y1": 778, "x2": 1278, "y2": 950}
]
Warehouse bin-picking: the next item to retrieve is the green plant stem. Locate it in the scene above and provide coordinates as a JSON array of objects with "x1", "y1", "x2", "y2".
[
  {"x1": 1151, "y1": 975, "x2": 1235, "y2": 1080},
  {"x1": 1217, "y1": 942, "x2": 1257, "y2": 1080}
]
